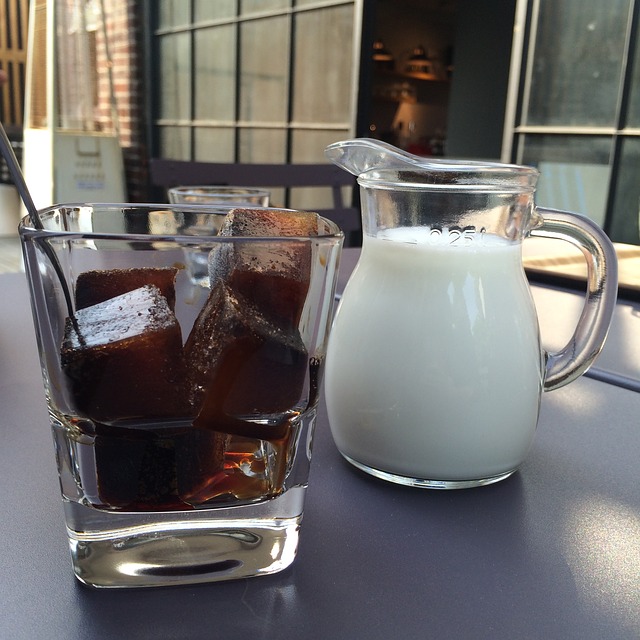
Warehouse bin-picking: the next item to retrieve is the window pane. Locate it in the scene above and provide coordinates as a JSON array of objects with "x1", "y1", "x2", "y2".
[
  {"x1": 292, "y1": 6, "x2": 354, "y2": 123},
  {"x1": 158, "y1": 34, "x2": 191, "y2": 120},
  {"x1": 239, "y1": 17, "x2": 290, "y2": 122},
  {"x1": 608, "y1": 137, "x2": 640, "y2": 243},
  {"x1": 238, "y1": 129, "x2": 287, "y2": 205},
  {"x1": 194, "y1": 0, "x2": 236, "y2": 21},
  {"x1": 240, "y1": 0, "x2": 290, "y2": 14},
  {"x1": 290, "y1": 129, "x2": 353, "y2": 211},
  {"x1": 158, "y1": 0, "x2": 190, "y2": 28},
  {"x1": 194, "y1": 128, "x2": 235, "y2": 161},
  {"x1": 526, "y1": 0, "x2": 630, "y2": 126},
  {"x1": 238, "y1": 128, "x2": 287, "y2": 162},
  {"x1": 624, "y1": 33, "x2": 640, "y2": 126},
  {"x1": 290, "y1": 129, "x2": 351, "y2": 162},
  {"x1": 195, "y1": 26, "x2": 236, "y2": 121},
  {"x1": 519, "y1": 134, "x2": 612, "y2": 227},
  {"x1": 159, "y1": 126, "x2": 190, "y2": 159}
]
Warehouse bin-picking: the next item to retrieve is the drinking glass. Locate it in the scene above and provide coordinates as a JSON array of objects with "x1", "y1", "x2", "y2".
[
  {"x1": 167, "y1": 186, "x2": 270, "y2": 206},
  {"x1": 19, "y1": 203, "x2": 343, "y2": 587}
]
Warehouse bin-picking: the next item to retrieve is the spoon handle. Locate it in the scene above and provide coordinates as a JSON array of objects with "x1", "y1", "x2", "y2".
[
  {"x1": 0, "y1": 121, "x2": 79, "y2": 325},
  {"x1": 0, "y1": 122, "x2": 40, "y2": 228}
]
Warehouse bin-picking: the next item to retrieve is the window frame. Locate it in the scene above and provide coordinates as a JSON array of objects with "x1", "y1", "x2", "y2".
[
  {"x1": 502, "y1": 0, "x2": 640, "y2": 299},
  {"x1": 143, "y1": 0, "x2": 361, "y2": 166}
]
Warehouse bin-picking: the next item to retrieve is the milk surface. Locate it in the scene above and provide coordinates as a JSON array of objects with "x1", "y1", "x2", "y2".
[{"x1": 325, "y1": 228, "x2": 544, "y2": 481}]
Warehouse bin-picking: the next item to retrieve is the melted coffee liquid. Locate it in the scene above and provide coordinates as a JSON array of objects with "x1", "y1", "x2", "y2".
[{"x1": 82, "y1": 358, "x2": 321, "y2": 511}]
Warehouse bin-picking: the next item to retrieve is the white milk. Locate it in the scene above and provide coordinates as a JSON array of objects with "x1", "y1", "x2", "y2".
[{"x1": 325, "y1": 228, "x2": 544, "y2": 482}]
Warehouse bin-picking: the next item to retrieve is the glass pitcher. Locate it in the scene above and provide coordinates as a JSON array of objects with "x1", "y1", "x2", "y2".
[{"x1": 324, "y1": 138, "x2": 618, "y2": 489}]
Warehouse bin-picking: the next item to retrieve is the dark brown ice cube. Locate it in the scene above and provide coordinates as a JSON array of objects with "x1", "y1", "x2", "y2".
[
  {"x1": 93, "y1": 423, "x2": 226, "y2": 510},
  {"x1": 208, "y1": 208, "x2": 319, "y2": 328},
  {"x1": 61, "y1": 284, "x2": 188, "y2": 423},
  {"x1": 185, "y1": 279, "x2": 308, "y2": 434},
  {"x1": 219, "y1": 207, "x2": 318, "y2": 238},
  {"x1": 75, "y1": 267, "x2": 178, "y2": 311}
]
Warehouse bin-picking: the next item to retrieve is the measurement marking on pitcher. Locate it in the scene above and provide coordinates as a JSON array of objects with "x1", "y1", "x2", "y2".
[{"x1": 422, "y1": 226, "x2": 488, "y2": 246}]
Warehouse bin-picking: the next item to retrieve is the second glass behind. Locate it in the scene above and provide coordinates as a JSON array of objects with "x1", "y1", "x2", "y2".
[
  {"x1": 168, "y1": 186, "x2": 271, "y2": 285},
  {"x1": 168, "y1": 185, "x2": 270, "y2": 206}
]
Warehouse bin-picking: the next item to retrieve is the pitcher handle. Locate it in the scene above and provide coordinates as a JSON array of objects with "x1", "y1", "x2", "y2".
[{"x1": 529, "y1": 208, "x2": 618, "y2": 391}]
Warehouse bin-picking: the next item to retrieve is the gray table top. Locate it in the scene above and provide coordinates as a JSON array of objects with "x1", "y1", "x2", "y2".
[{"x1": 1, "y1": 260, "x2": 639, "y2": 640}]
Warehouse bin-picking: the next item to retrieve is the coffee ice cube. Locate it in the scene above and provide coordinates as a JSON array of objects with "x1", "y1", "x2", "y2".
[
  {"x1": 208, "y1": 208, "x2": 319, "y2": 328},
  {"x1": 93, "y1": 422, "x2": 226, "y2": 510},
  {"x1": 219, "y1": 207, "x2": 318, "y2": 238},
  {"x1": 75, "y1": 267, "x2": 178, "y2": 311},
  {"x1": 61, "y1": 284, "x2": 188, "y2": 423},
  {"x1": 185, "y1": 279, "x2": 308, "y2": 431}
]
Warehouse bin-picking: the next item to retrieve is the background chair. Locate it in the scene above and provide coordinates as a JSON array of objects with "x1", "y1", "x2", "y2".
[{"x1": 149, "y1": 158, "x2": 361, "y2": 246}]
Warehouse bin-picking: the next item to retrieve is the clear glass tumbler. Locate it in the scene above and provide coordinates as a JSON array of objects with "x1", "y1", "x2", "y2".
[{"x1": 19, "y1": 203, "x2": 343, "y2": 588}]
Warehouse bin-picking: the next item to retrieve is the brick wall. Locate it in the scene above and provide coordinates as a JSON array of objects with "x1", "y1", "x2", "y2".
[{"x1": 97, "y1": 0, "x2": 148, "y2": 201}]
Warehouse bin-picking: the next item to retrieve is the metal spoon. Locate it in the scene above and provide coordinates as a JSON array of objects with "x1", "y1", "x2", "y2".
[{"x1": 0, "y1": 122, "x2": 40, "y2": 228}]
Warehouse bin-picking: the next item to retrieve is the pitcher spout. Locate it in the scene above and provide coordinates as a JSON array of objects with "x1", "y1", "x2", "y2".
[
  {"x1": 325, "y1": 138, "x2": 425, "y2": 177},
  {"x1": 325, "y1": 138, "x2": 542, "y2": 240},
  {"x1": 325, "y1": 138, "x2": 539, "y2": 192}
]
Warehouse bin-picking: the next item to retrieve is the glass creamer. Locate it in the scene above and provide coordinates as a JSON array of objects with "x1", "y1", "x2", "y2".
[{"x1": 324, "y1": 138, "x2": 618, "y2": 489}]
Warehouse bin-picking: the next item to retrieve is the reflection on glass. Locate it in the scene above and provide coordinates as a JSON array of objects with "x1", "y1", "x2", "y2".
[
  {"x1": 158, "y1": 0, "x2": 190, "y2": 28},
  {"x1": 290, "y1": 129, "x2": 352, "y2": 210},
  {"x1": 240, "y1": 0, "x2": 290, "y2": 13},
  {"x1": 194, "y1": 0, "x2": 236, "y2": 21},
  {"x1": 158, "y1": 34, "x2": 191, "y2": 120},
  {"x1": 609, "y1": 137, "x2": 640, "y2": 244},
  {"x1": 520, "y1": 134, "x2": 612, "y2": 227},
  {"x1": 239, "y1": 129, "x2": 287, "y2": 163},
  {"x1": 240, "y1": 17, "x2": 290, "y2": 122},
  {"x1": 526, "y1": 0, "x2": 629, "y2": 126},
  {"x1": 151, "y1": 0, "x2": 357, "y2": 178},
  {"x1": 159, "y1": 126, "x2": 190, "y2": 160},
  {"x1": 292, "y1": 6, "x2": 354, "y2": 124},
  {"x1": 291, "y1": 129, "x2": 352, "y2": 162},
  {"x1": 195, "y1": 26, "x2": 236, "y2": 121},
  {"x1": 238, "y1": 130, "x2": 287, "y2": 206},
  {"x1": 624, "y1": 23, "x2": 640, "y2": 127},
  {"x1": 194, "y1": 128, "x2": 235, "y2": 162}
]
